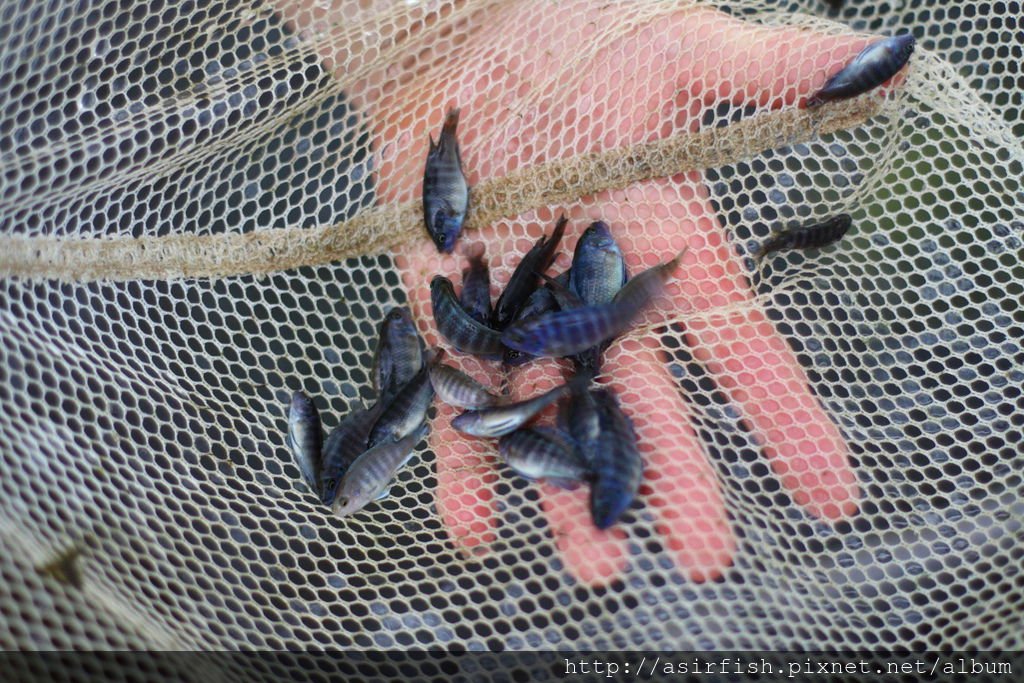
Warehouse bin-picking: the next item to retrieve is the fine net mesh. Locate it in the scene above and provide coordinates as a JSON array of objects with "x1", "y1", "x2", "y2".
[{"x1": 0, "y1": 0, "x2": 1022, "y2": 659}]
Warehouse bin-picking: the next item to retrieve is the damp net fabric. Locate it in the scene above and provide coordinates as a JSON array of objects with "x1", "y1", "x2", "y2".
[{"x1": 0, "y1": 0, "x2": 1022, "y2": 658}]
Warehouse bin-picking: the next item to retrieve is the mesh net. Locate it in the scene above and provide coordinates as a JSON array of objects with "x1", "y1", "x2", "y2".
[{"x1": 1, "y1": 0, "x2": 1022, "y2": 657}]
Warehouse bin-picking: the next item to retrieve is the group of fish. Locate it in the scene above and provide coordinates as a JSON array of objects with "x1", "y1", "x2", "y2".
[{"x1": 284, "y1": 33, "x2": 914, "y2": 526}]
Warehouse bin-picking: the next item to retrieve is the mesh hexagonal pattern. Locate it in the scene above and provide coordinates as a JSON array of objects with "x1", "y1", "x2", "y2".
[{"x1": 1, "y1": 0, "x2": 1022, "y2": 660}]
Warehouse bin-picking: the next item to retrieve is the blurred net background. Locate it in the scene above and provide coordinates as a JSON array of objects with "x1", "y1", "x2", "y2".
[{"x1": 0, "y1": 0, "x2": 1022, "y2": 660}]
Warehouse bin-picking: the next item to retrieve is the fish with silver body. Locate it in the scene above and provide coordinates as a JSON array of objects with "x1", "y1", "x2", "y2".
[
  {"x1": 371, "y1": 306, "x2": 425, "y2": 404},
  {"x1": 287, "y1": 391, "x2": 323, "y2": 495},
  {"x1": 498, "y1": 427, "x2": 591, "y2": 490},
  {"x1": 759, "y1": 214, "x2": 852, "y2": 258},
  {"x1": 491, "y1": 215, "x2": 568, "y2": 329},
  {"x1": 460, "y1": 244, "x2": 492, "y2": 324},
  {"x1": 319, "y1": 401, "x2": 386, "y2": 505},
  {"x1": 588, "y1": 389, "x2": 642, "y2": 530},
  {"x1": 428, "y1": 354, "x2": 505, "y2": 410},
  {"x1": 367, "y1": 363, "x2": 435, "y2": 448},
  {"x1": 431, "y1": 275, "x2": 506, "y2": 359},
  {"x1": 333, "y1": 423, "x2": 429, "y2": 518},
  {"x1": 451, "y1": 373, "x2": 591, "y2": 438},
  {"x1": 501, "y1": 249, "x2": 685, "y2": 358},
  {"x1": 422, "y1": 108, "x2": 469, "y2": 253},
  {"x1": 806, "y1": 34, "x2": 915, "y2": 108}
]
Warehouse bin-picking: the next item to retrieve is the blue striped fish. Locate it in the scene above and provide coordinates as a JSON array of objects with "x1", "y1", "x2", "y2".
[
  {"x1": 807, "y1": 34, "x2": 915, "y2": 108},
  {"x1": 423, "y1": 109, "x2": 469, "y2": 253},
  {"x1": 333, "y1": 423, "x2": 429, "y2": 517},
  {"x1": 498, "y1": 427, "x2": 591, "y2": 489},
  {"x1": 431, "y1": 275, "x2": 505, "y2": 359},
  {"x1": 287, "y1": 391, "x2": 322, "y2": 495},
  {"x1": 589, "y1": 389, "x2": 642, "y2": 530},
  {"x1": 451, "y1": 373, "x2": 591, "y2": 438}
]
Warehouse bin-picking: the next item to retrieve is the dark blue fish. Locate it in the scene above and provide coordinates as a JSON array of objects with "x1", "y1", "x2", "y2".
[
  {"x1": 491, "y1": 214, "x2": 568, "y2": 329},
  {"x1": 367, "y1": 363, "x2": 435, "y2": 448},
  {"x1": 431, "y1": 275, "x2": 505, "y2": 359},
  {"x1": 538, "y1": 271, "x2": 584, "y2": 311},
  {"x1": 319, "y1": 401, "x2": 386, "y2": 505},
  {"x1": 423, "y1": 108, "x2": 469, "y2": 253},
  {"x1": 498, "y1": 427, "x2": 591, "y2": 490},
  {"x1": 333, "y1": 423, "x2": 429, "y2": 517},
  {"x1": 371, "y1": 306, "x2": 425, "y2": 404},
  {"x1": 569, "y1": 221, "x2": 627, "y2": 306},
  {"x1": 589, "y1": 389, "x2": 642, "y2": 530},
  {"x1": 287, "y1": 391, "x2": 323, "y2": 494},
  {"x1": 501, "y1": 271, "x2": 568, "y2": 367},
  {"x1": 807, "y1": 34, "x2": 915, "y2": 108},
  {"x1": 459, "y1": 243, "x2": 491, "y2": 324},
  {"x1": 451, "y1": 372, "x2": 591, "y2": 438},
  {"x1": 557, "y1": 387, "x2": 601, "y2": 468},
  {"x1": 501, "y1": 249, "x2": 686, "y2": 358},
  {"x1": 759, "y1": 214, "x2": 852, "y2": 258}
]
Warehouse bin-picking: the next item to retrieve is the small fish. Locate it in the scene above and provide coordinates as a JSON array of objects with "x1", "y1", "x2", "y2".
[
  {"x1": 423, "y1": 108, "x2": 469, "y2": 253},
  {"x1": 451, "y1": 373, "x2": 591, "y2": 438},
  {"x1": 320, "y1": 401, "x2": 386, "y2": 505},
  {"x1": 428, "y1": 353, "x2": 505, "y2": 410},
  {"x1": 287, "y1": 392, "x2": 323, "y2": 494},
  {"x1": 431, "y1": 275, "x2": 506, "y2": 359},
  {"x1": 569, "y1": 221, "x2": 628, "y2": 306},
  {"x1": 367, "y1": 363, "x2": 435, "y2": 448},
  {"x1": 501, "y1": 248, "x2": 684, "y2": 359},
  {"x1": 498, "y1": 427, "x2": 592, "y2": 489},
  {"x1": 491, "y1": 215, "x2": 568, "y2": 329},
  {"x1": 807, "y1": 34, "x2": 916, "y2": 108},
  {"x1": 759, "y1": 214, "x2": 853, "y2": 258},
  {"x1": 589, "y1": 389, "x2": 642, "y2": 530},
  {"x1": 371, "y1": 306, "x2": 425, "y2": 404},
  {"x1": 459, "y1": 243, "x2": 492, "y2": 324},
  {"x1": 334, "y1": 423, "x2": 429, "y2": 517},
  {"x1": 501, "y1": 271, "x2": 568, "y2": 367},
  {"x1": 558, "y1": 387, "x2": 602, "y2": 467},
  {"x1": 37, "y1": 544, "x2": 85, "y2": 589}
]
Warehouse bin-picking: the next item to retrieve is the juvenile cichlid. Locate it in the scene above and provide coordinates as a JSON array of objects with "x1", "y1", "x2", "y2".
[
  {"x1": 459, "y1": 243, "x2": 492, "y2": 324},
  {"x1": 333, "y1": 423, "x2": 429, "y2": 517},
  {"x1": 423, "y1": 108, "x2": 469, "y2": 253},
  {"x1": 428, "y1": 353, "x2": 505, "y2": 410},
  {"x1": 372, "y1": 306, "x2": 425, "y2": 404},
  {"x1": 807, "y1": 34, "x2": 915, "y2": 108},
  {"x1": 367, "y1": 363, "x2": 434, "y2": 448},
  {"x1": 569, "y1": 221, "x2": 627, "y2": 306},
  {"x1": 431, "y1": 275, "x2": 506, "y2": 359},
  {"x1": 320, "y1": 401, "x2": 385, "y2": 505},
  {"x1": 759, "y1": 214, "x2": 852, "y2": 258},
  {"x1": 589, "y1": 389, "x2": 642, "y2": 530},
  {"x1": 287, "y1": 392, "x2": 323, "y2": 495},
  {"x1": 491, "y1": 215, "x2": 568, "y2": 329},
  {"x1": 451, "y1": 373, "x2": 591, "y2": 438},
  {"x1": 501, "y1": 271, "x2": 568, "y2": 367},
  {"x1": 558, "y1": 387, "x2": 602, "y2": 467},
  {"x1": 498, "y1": 427, "x2": 591, "y2": 489},
  {"x1": 501, "y1": 249, "x2": 686, "y2": 359}
]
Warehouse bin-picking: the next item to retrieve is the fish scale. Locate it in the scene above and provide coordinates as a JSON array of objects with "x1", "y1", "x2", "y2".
[
  {"x1": 428, "y1": 356, "x2": 504, "y2": 410},
  {"x1": 431, "y1": 275, "x2": 506, "y2": 358}
]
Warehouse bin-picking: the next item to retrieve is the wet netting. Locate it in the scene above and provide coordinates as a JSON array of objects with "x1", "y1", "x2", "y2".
[{"x1": 0, "y1": 0, "x2": 1022, "y2": 661}]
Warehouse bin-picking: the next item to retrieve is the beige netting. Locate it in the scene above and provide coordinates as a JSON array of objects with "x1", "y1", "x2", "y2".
[{"x1": 1, "y1": 0, "x2": 1022, "y2": 656}]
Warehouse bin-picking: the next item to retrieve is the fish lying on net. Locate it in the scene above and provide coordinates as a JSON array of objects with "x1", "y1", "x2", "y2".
[{"x1": 422, "y1": 108, "x2": 469, "y2": 253}]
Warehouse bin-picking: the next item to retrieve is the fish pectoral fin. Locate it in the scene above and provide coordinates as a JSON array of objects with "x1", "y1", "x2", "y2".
[
  {"x1": 374, "y1": 486, "x2": 392, "y2": 501},
  {"x1": 546, "y1": 477, "x2": 582, "y2": 491},
  {"x1": 428, "y1": 134, "x2": 437, "y2": 152}
]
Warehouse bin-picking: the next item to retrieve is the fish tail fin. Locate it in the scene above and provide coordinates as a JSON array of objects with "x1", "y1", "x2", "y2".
[
  {"x1": 550, "y1": 213, "x2": 568, "y2": 247},
  {"x1": 464, "y1": 241, "x2": 486, "y2": 264},
  {"x1": 442, "y1": 108, "x2": 461, "y2": 137}
]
